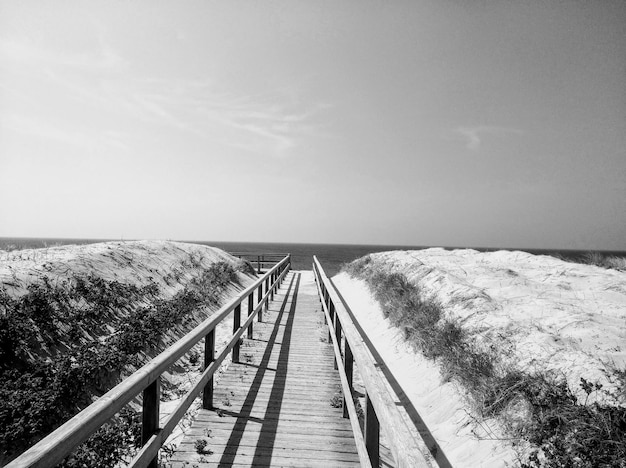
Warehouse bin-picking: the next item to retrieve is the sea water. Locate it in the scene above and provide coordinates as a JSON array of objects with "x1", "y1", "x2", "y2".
[{"x1": 1, "y1": 237, "x2": 624, "y2": 278}]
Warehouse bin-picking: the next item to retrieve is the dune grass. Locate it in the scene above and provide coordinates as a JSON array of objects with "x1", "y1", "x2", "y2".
[
  {"x1": 342, "y1": 255, "x2": 626, "y2": 467},
  {"x1": 579, "y1": 252, "x2": 626, "y2": 271},
  {"x1": 0, "y1": 261, "x2": 243, "y2": 466}
]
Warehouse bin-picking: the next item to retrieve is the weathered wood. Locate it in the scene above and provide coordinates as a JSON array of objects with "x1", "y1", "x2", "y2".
[
  {"x1": 333, "y1": 302, "x2": 341, "y2": 370},
  {"x1": 6, "y1": 255, "x2": 291, "y2": 468},
  {"x1": 343, "y1": 339, "x2": 354, "y2": 418},
  {"x1": 171, "y1": 271, "x2": 360, "y2": 467},
  {"x1": 313, "y1": 267, "x2": 373, "y2": 468},
  {"x1": 203, "y1": 329, "x2": 215, "y2": 410},
  {"x1": 233, "y1": 304, "x2": 241, "y2": 363},
  {"x1": 365, "y1": 392, "x2": 380, "y2": 467},
  {"x1": 247, "y1": 294, "x2": 254, "y2": 338},
  {"x1": 313, "y1": 256, "x2": 437, "y2": 468},
  {"x1": 141, "y1": 378, "x2": 160, "y2": 468},
  {"x1": 257, "y1": 284, "x2": 263, "y2": 322},
  {"x1": 134, "y1": 266, "x2": 292, "y2": 466}
]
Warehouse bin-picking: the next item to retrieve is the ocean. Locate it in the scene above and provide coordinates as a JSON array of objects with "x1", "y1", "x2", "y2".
[{"x1": 2, "y1": 237, "x2": 625, "y2": 277}]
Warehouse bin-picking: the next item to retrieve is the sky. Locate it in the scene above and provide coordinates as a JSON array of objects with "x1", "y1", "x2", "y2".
[{"x1": 0, "y1": 1, "x2": 625, "y2": 249}]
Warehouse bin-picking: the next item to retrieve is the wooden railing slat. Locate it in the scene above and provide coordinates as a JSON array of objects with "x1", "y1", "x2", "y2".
[
  {"x1": 7, "y1": 254, "x2": 291, "y2": 468},
  {"x1": 313, "y1": 256, "x2": 436, "y2": 468},
  {"x1": 313, "y1": 269, "x2": 373, "y2": 468}
]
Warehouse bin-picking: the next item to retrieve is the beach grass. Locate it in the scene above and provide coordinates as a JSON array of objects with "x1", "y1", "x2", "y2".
[{"x1": 342, "y1": 255, "x2": 626, "y2": 467}]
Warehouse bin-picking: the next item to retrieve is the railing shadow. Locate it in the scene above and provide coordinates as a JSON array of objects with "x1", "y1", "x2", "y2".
[
  {"x1": 330, "y1": 277, "x2": 453, "y2": 468},
  {"x1": 250, "y1": 272, "x2": 299, "y2": 465},
  {"x1": 216, "y1": 271, "x2": 300, "y2": 466}
]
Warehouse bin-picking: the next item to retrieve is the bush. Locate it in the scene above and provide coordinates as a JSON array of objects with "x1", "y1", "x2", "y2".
[{"x1": 0, "y1": 260, "x2": 241, "y2": 464}]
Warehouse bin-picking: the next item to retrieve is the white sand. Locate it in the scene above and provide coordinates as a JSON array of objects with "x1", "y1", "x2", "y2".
[{"x1": 333, "y1": 248, "x2": 626, "y2": 467}]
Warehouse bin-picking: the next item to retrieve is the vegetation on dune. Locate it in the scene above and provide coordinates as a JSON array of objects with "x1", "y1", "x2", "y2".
[
  {"x1": 342, "y1": 255, "x2": 626, "y2": 468},
  {"x1": 0, "y1": 260, "x2": 244, "y2": 466},
  {"x1": 578, "y1": 252, "x2": 626, "y2": 271}
]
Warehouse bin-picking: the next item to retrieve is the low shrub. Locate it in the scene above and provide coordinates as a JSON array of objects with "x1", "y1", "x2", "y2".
[{"x1": 0, "y1": 260, "x2": 241, "y2": 464}]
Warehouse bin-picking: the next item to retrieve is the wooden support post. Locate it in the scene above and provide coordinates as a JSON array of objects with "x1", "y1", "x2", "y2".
[
  {"x1": 327, "y1": 295, "x2": 333, "y2": 344},
  {"x1": 365, "y1": 393, "x2": 380, "y2": 467},
  {"x1": 202, "y1": 329, "x2": 215, "y2": 410},
  {"x1": 333, "y1": 303, "x2": 341, "y2": 370},
  {"x1": 247, "y1": 293, "x2": 254, "y2": 339},
  {"x1": 270, "y1": 271, "x2": 275, "y2": 301},
  {"x1": 257, "y1": 255, "x2": 261, "y2": 274},
  {"x1": 233, "y1": 304, "x2": 241, "y2": 363},
  {"x1": 343, "y1": 339, "x2": 354, "y2": 419},
  {"x1": 264, "y1": 277, "x2": 269, "y2": 312},
  {"x1": 142, "y1": 378, "x2": 160, "y2": 468},
  {"x1": 258, "y1": 284, "x2": 263, "y2": 322}
]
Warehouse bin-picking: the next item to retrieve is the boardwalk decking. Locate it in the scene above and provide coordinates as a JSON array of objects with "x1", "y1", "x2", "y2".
[{"x1": 170, "y1": 270, "x2": 361, "y2": 467}]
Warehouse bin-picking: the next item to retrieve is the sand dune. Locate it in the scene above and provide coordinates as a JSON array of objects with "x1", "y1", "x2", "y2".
[
  {"x1": 0, "y1": 240, "x2": 256, "y2": 461},
  {"x1": 334, "y1": 248, "x2": 626, "y2": 467}
]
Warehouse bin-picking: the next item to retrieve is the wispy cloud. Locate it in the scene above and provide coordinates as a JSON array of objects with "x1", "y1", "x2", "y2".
[
  {"x1": 0, "y1": 34, "x2": 329, "y2": 158},
  {"x1": 456, "y1": 126, "x2": 524, "y2": 151}
]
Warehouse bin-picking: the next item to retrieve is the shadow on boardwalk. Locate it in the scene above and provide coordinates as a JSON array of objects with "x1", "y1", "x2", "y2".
[{"x1": 170, "y1": 270, "x2": 359, "y2": 467}]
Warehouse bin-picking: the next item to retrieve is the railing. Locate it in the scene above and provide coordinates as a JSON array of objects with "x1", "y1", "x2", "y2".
[
  {"x1": 312, "y1": 256, "x2": 436, "y2": 468},
  {"x1": 8, "y1": 254, "x2": 292, "y2": 468},
  {"x1": 229, "y1": 252, "x2": 288, "y2": 274}
]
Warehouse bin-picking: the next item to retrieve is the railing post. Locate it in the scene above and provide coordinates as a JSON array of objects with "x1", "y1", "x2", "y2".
[
  {"x1": 258, "y1": 283, "x2": 263, "y2": 322},
  {"x1": 247, "y1": 293, "x2": 254, "y2": 339},
  {"x1": 343, "y1": 339, "x2": 353, "y2": 418},
  {"x1": 257, "y1": 255, "x2": 261, "y2": 274},
  {"x1": 203, "y1": 329, "x2": 215, "y2": 409},
  {"x1": 332, "y1": 302, "x2": 340, "y2": 370},
  {"x1": 270, "y1": 271, "x2": 275, "y2": 301},
  {"x1": 142, "y1": 378, "x2": 160, "y2": 468},
  {"x1": 233, "y1": 304, "x2": 241, "y2": 363},
  {"x1": 264, "y1": 277, "x2": 269, "y2": 312},
  {"x1": 365, "y1": 393, "x2": 380, "y2": 467},
  {"x1": 327, "y1": 293, "x2": 333, "y2": 344}
]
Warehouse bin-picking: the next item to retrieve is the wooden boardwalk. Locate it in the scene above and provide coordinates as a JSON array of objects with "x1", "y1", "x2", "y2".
[{"x1": 169, "y1": 270, "x2": 361, "y2": 467}]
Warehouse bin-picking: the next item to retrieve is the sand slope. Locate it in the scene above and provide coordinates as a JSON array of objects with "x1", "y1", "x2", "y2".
[
  {"x1": 0, "y1": 240, "x2": 239, "y2": 298},
  {"x1": 0, "y1": 240, "x2": 256, "y2": 454},
  {"x1": 333, "y1": 248, "x2": 626, "y2": 467}
]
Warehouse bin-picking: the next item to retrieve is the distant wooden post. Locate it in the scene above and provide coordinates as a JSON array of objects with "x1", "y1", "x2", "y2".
[
  {"x1": 327, "y1": 292, "x2": 333, "y2": 344},
  {"x1": 258, "y1": 284, "x2": 263, "y2": 322},
  {"x1": 257, "y1": 255, "x2": 261, "y2": 274},
  {"x1": 365, "y1": 393, "x2": 380, "y2": 467},
  {"x1": 333, "y1": 303, "x2": 341, "y2": 370},
  {"x1": 247, "y1": 293, "x2": 254, "y2": 339},
  {"x1": 203, "y1": 329, "x2": 215, "y2": 409},
  {"x1": 343, "y1": 339, "x2": 354, "y2": 418},
  {"x1": 142, "y1": 378, "x2": 160, "y2": 468},
  {"x1": 233, "y1": 304, "x2": 241, "y2": 363}
]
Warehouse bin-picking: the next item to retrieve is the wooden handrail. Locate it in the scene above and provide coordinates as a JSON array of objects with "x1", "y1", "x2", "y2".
[
  {"x1": 312, "y1": 264, "x2": 372, "y2": 468},
  {"x1": 7, "y1": 254, "x2": 291, "y2": 468},
  {"x1": 229, "y1": 252, "x2": 288, "y2": 257},
  {"x1": 312, "y1": 256, "x2": 436, "y2": 468},
  {"x1": 229, "y1": 252, "x2": 289, "y2": 274}
]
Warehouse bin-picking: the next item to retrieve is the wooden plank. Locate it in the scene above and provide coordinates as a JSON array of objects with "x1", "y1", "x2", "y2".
[
  {"x1": 172, "y1": 271, "x2": 360, "y2": 467},
  {"x1": 314, "y1": 256, "x2": 437, "y2": 468}
]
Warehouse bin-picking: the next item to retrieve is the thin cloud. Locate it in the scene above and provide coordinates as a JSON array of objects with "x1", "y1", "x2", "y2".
[
  {"x1": 0, "y1": 36, "x2": 327, "y2": 158},
  {"x1": 457, "y1": 126, "x2": 524, "y2": 151}
]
